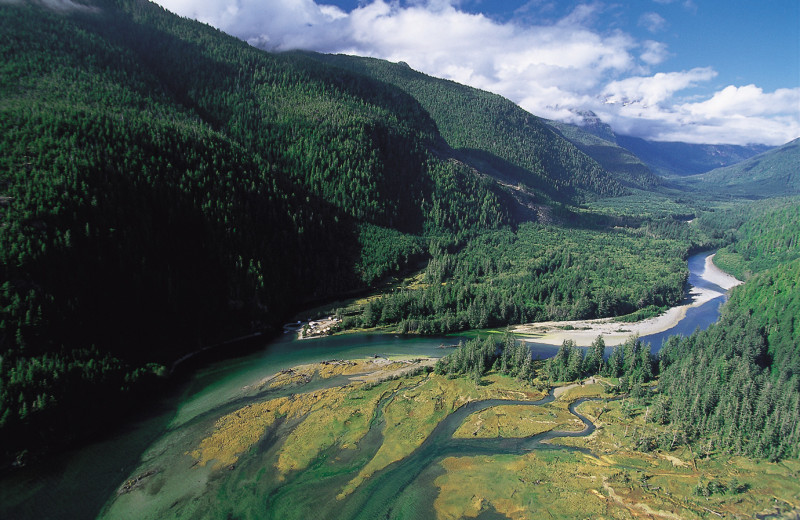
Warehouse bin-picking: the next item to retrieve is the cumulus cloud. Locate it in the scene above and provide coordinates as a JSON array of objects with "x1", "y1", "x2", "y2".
[
  {"x1": 602, "y1": 68, "x2": 717, "y2": 106},
  {"x1": 640, "y1": 40, "x2": 668, "y2": 65},
  {"x1": 682, "y1": 85, "x2": 800, "y2": 118},
  {"x1": 638, "y1": 12, "x2": 667, "y2": 33},
  {"x1": 152, "y1": 0, "x2": 799, "y2": 145},
  {"x1": 598, "y1": 78, "x2": 800, "y2": 145}
]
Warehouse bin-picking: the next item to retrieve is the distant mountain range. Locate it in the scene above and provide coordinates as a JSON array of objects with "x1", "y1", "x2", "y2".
[
  {"x1": 543, "y1": 110, "x2": 774, "y2": 179},
  {"x1": 688, "y1": 138, "x2": 800, "y2": 198},
  {"x1": 614, "y1": 135, "x2": 772, "y2": 178}
]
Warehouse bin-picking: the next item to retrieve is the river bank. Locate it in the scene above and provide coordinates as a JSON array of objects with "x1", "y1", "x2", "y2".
[
  {"x1": 511, "y1": 252, "x2": 742, "y2": 347},
  {"x1": 0, "y1": 251, "x2": 743, "y2": 520},
  {"x1": 101, "y1": 354, "x2": 800, "y2": 520}
]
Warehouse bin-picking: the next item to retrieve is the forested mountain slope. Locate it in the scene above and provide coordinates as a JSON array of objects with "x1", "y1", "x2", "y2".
[
  {"x1": 615, "y1": 135, "x2": 771, "y2": 177},
  {"x1": 308, "y1": 54, "x2": 626, "y2": 204},
  {"x1": 0, "y1": 0, "x2": 518, "y2": 458},
  {"x1": 0, "y1": 0, "x2": 665, "y2": 462},
  {"x1": 657, "y1": 204, "x2": 800, "y2": 461},
  {"x1": 696, "y1": 199, "x2": 800, "y2": 279},
  {"x1": 0, "y1": 0, "x2": 761, "y2": 466},
  {"x1": 658, "y1": 258, "x2": 800, "y2": 460},
  {"x1": 690, "y1": 138, "x2": 800, "y2": 198},
  {"x1": 535, "y1": 199, "x2": 800, "y2": 461},
  {"x1": 545, "y1": 118, "x2": 661, "y2": 190}
]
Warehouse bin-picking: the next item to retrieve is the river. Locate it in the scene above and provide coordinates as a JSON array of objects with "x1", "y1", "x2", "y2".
[
  {"x1": 639, "y1": 251, "x2": 735, "y2": 350},
  {"x1": 0, "y1": 251, "x2": 734, "y2": 519}
]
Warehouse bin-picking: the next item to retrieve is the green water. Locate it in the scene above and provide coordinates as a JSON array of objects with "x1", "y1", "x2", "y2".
[
  {"x1": 99, "y1": 379, "x2": 596, "y2": 520},
  {"x1": 326, "y1": 395, "x2": 600, "y2": 520},
  {"x1": 0, "y1": 334, "x2": 456, "y2": 520},
  {"x1": 0, "y1": 252, "x2": 728, "y2": 519}
]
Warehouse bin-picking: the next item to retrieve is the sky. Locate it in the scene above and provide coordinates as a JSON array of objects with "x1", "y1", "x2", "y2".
[{"x1": 152, "y1": 0, "x2": 800, "y2": 146}]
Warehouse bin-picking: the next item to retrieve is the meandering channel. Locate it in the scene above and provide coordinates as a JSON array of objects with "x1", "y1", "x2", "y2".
[
  {"x1": 0, "y1": 251, "x2": 738, "y2": 520},
  {"x1": 331, "y1": 390, "x2": 600, "y2": 520}
]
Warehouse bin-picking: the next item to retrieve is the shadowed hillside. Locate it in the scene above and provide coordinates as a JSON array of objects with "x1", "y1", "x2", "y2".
[{"x1": 689, "y1": 138, "x2": 800, "y2": 198}]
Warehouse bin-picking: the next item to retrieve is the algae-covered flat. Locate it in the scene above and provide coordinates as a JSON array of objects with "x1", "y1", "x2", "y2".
[
  {"x1": 103, "y1": 356, "x2": 800, "y2": 520},
  {"x1": 436, "y1": 396, "x2": 800, "y2": 520}
]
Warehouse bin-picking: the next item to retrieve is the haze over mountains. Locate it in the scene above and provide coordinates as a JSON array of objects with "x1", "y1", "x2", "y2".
[{"x1": 614, "y1": 136, "x2": 773, "y2": 178}]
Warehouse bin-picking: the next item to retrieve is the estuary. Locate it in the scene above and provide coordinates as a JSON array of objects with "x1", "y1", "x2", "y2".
[{"x1": 0, "y1": 251, "x2": 736, "y2": 520}]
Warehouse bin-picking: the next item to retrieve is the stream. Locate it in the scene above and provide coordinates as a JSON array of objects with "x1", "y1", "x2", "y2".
[
  {"x1": 328, "y1": 391, "x2": 601, "y2": 520},
  {"x1": 0, "y1": 251, "x2": 734, "y2": 520}
]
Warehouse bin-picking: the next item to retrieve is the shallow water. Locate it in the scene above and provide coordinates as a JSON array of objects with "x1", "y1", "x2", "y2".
[
  {"x1": 0, "y1": 335, "x2": 460, "y2": 520},
  {"x1": 641, "y1": 251, "x2": 731, "y2": 351},
  {"x1": 0, "y1": 251, "x2": 732, "y2": 519},
  {"x1": 325, "y1": 393, "x2": 604, "y2": 520}
]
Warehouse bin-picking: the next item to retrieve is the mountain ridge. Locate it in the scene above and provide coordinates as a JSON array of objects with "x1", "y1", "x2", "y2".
[
  {"x1": 0, "y1": 0, "x2": 637, "y2": 460},
  {"x1": 305, "y1": 53, "x2": 627, "y2": 203},
  {"x1": 614, "y1": 134, "x2": 773, "y2": 177},
  {"x1": 690, "y1": 138, "x2": 800, "y2": 198}
]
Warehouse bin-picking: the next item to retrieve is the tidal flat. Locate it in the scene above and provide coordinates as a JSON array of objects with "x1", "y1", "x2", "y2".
[{"x1": 101, "y1": 358, "x2": 800, "y2": 520}]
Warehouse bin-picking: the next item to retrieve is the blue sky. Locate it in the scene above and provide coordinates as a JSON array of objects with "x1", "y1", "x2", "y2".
[
  {"x1": 322, "y1": 0, "x2": 799, "y2": 94},
  {"x1": 154, "y1": 0, "x2": 799, "y2": 145}
]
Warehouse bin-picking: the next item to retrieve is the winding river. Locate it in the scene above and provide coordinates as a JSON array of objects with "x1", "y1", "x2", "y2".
[
  {"x1": 639, "y1": 251, "x2": 735, "y2": 349},
  {"x1": 325, "y1": 392, "x2": 601, "y2": 520},
  {"x1": 0, "y1": 251, "x2": 735, "y2": 520}
]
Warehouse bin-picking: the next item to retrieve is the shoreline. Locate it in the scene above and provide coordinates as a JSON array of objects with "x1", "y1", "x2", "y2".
[{"x1": 511, "y1": 252, "x2": 742, "y2": 347}]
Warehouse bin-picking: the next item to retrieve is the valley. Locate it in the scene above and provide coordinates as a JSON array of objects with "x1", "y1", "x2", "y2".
[
  {"x1": 0, "y1": 1, "x2": 798, "y2": 519},
  {"x1": 4, "y1": 251, "x2": 798, "y2": 519}
]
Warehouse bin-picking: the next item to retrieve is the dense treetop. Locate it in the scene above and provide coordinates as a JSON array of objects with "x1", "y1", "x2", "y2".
[
  {"x1": 310, "y1": 54, "x2": 626, "y2": 202},
  {"x1": 697, "y1": 198, "x2": 800, "y2": 279},
  {"x1": 0, "y1": 0, "x2": 635, "y2": 461},
  {"x1": 658, "y1": 257, "x2": 800, "y2": 460},
  {"x1": 1, "y1": 0, "x2": 796, "y2": 466},
  {"x1": 544, "y1": 119, "x2": 661, "y2": 191}
]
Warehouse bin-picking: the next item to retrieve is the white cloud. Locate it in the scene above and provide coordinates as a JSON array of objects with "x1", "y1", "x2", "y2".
[
  {"x1": 597, "y1": 78, "x2": 800, "y2": 145},
  {"x1": 152, "y1": 0, "x2": 799, "y2": 145},
  {"x1": 602, "y1": 68, "x2": 717, "y2": 106},
  {"x1": 682, "y1": 85, "x2": 800, "y2": 118},
  {"x1": 640, "y1": 40, "x2": 668, "y2": 65},
  {"x1": 638, "y1": 12, "x2": 666, "y2": 33}
]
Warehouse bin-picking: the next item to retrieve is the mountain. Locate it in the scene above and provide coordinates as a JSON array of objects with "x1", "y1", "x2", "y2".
[
  {"x1": 304, "y1": 54, "x2": 627, "y2": 208},
  {"x1": 1, "y1": 0, "x2": 433, "y2": 359},
  {"x1": 0, "y1": 0, "x2": 501, "y2": 457},
  {"x1": 690, "y1": 138, "x2": 800, "y2": 198},
  {"x1": 544, "y1": 115, "x2": 661, "y2": 190},
  {"x1": 0, "y1": 0, "x2": 634, "y2": 460},
  {"x1": 615, "y1": 135, "x2": 772, "y2": 177},
  {"x1": 1, "y1": 0, "x2": 796, "y2": 476}
]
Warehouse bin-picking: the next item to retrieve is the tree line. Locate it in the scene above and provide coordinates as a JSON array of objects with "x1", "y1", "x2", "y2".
[
  {"x1": 433, "y1": 332, "x2": 536, "y2": 384},
  {"x1": 340, "y1": 223, "x2": 689, "y2": 334},
  {"x1": 0, "y1": 0, "x2": 513, "y2": 461}
]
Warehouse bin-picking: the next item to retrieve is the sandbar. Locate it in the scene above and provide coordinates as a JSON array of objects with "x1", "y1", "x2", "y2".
[{"x1": 511, "y1": 253, "x2": 742, "y2": 346}]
